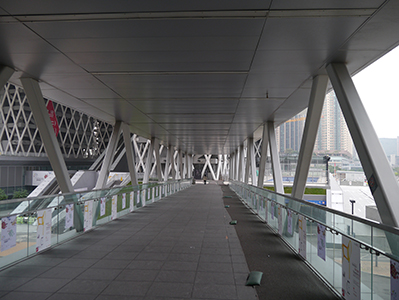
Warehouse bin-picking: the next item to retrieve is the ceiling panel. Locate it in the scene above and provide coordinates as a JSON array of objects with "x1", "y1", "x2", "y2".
[
  {"x1": 0, "y1": 1, "x2": 397, "y2": 154},
  {"x1": 129, "y1": 100, "x2": 239, "y2": 114}
]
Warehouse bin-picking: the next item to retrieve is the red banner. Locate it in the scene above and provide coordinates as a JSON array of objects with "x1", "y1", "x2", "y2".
[{"x1": 46, "y1": 100, "x2": 59, "y2": 137}]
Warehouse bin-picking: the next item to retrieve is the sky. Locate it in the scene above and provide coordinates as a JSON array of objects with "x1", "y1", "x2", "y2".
[{"x1": 352, "y1": 46, "x2": 399, "y2": 139}]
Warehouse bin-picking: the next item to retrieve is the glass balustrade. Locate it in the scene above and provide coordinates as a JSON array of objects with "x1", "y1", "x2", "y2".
[
  {"x1": 0, "y1": 179, "x2": 192, "y2": 270},
  {"x1": 230, "y1": 180, "x2": 398, "y2": 300}
]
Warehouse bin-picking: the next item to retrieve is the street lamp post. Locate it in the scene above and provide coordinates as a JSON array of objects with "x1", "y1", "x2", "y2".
[
  {"x1": 350, "y1": 199, "x2": 356, "y2": 235},
  {"x1": 323, "y1": 155, "x2": 331, "y2": 185}
]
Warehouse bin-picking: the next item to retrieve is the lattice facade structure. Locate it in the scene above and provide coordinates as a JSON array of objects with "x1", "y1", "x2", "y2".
[{"x1": 0, "y1": 83, "x2": 113, "y2": 159}]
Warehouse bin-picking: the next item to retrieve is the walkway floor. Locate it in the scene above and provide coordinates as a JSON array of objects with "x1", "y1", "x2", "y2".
[{"x1": 0, "y1": 183, "x2": 339, "y2": 300}]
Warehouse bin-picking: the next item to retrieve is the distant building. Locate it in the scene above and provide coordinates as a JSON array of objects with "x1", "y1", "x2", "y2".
[
  {"x1": 275, "y1": 110, "x2": 307, "y2": 154},
  {"x1": 315, "y1": 91, "x2": 353, "y2": 158}
]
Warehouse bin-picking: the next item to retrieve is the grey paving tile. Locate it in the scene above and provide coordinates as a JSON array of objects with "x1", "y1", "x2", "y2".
[
  {"x1": 194, "y1": 271, "x2": 235, "y2": 286},
  {"x1": 147, "y1": 282, "x2": 193, "y2": 298},
  {"x1": 73, "y1": 250, "x2": 109, "y2": 259},
  {"x1": 0, "y1": 266, "x2": 51, "y2": 278},
  {"x1": 162, "y1": 261, "x2": 198, "y2": 271},
  {"x1": 135, "y1": 252, "x2": 169, "y2": 261},
  {"x1": 15, "y1": 278, "x2": 70, "y2": 293},
  {"x1": 0, "y1": 291, "x2": 52, "y2": 300},
  {"x1": 199, "y1": 254, "x2": 232, "y2": 263},
  {"x1": 103, "y1": 251, "x2": 139, "y2": 260},
  {"x1": 58, "y1": 279, "x2": 111, "y2": 295},
  {"x1": 38, "y1": 267, "x2": 86, "y2": 279},
  {"x1": 127, "y1": 260, "x2": 164, "y2": 270},
  {"x1": 96, "y1": 296, "x2": 142, "y2": 300},
  {"x1": 57, "y1": 258, "x2": 98, "y2": 268},
  {"x1": 155, "y1": 270, "x2": 196, "y2": 283},
  {"x1": 115, "y1": 269, "x2": 159, "y2": 282},
  {"x1": 192, "y1": 284, "x2": 237, "y2": 299},
  {"x1": 76, "y1": 268, "x2": 122, "y2": 280},
  {"x1": 168, "y1": 253, "x2": 200, "y2": 262},
  {"x1": 91, "y1": 259, "x2": 131, "y2": 269},
  {"x1": 197, "y1": 262, "x2": 233, "y2": 273},
  {"x1": 232, "y1": 263, "x2": 250, "y2": 273},
  {"x1": 101, "y1": 281, "x2": 151, "y2": 296},
  {"x1": 16, "y1": 256, "x2": 66, "y2": 267},
  {"x1": 41, "y1": 249, "x2": 82, "y2": 258},
  {"x1": 0, "y1": 277, "x2": 32, "y2": 292},
  {"x1": 200, "y1": 247, "x2": 230, "y2": 255},
  {"x1": 46, "y1": 293, "x2": 97, "y2": 300}
]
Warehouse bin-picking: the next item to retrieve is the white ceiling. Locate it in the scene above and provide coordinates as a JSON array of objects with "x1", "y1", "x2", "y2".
[{"x1": 1, "y1": 0, "x2": 398, "y2": 154}]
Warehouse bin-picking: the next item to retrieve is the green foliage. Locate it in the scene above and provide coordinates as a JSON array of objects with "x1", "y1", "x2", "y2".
[
  {"x1": 0, "y1": 189, "x2": 7, "y2": 200},
  {"x1": 264, "y1": 186, "x2": 326, "y2": 195},
  {"x1": 13, "y1": 189, "x2": 29, "y2": 199}
]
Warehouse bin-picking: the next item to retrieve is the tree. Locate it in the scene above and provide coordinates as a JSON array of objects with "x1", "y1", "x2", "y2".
[
  {"x1": 0, "y1": 189, "x2": 7, "y2": 200},
  {"x1": 13, "y1": 189, "x2": 29, "y2": 199}
]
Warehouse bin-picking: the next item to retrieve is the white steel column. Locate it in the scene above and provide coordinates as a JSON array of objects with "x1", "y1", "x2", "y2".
[
  {"x1": 171, "y1": 150, "x2": 177, "y2": 179},
  {"x1": 238, "y1": 144, "x2": 244, "y2": 182},
  {"x1": 244, "y1": 137, "x2": 256, "y2": 184},
  {"x1": 95, "y1": 121, "x2": 122, "y2": 189},
  {"x1": 143, "y1": 138, "x2": 155, "y2": 183},
  {"x1": 235, "y1": 149, "x2": 240, "y2": 180},
  {"x1": 164, "y1": 145, "x2": 171, "y2": 181},
  {"x1": 327, "y1": 63, "x2": 399, "y2": 227},
  {"x1": 201, "y1": 154, "x2": 216, "y2": 180},
  {"x1": 121, "y1": 123, "x2": 138, "y2": 186},
  {"x1": 244, "y1": 140, "x2": 251, "y2": 184},
  {"x1": 154, "y1": 138, "x2": 162, "y2": 181},
  {"x1": 21, "y1": 78, "x2": 74, "y2": 193},
  {"x1": 178, "y1": 149, "x2": 183, "y2": 180},
  {"x1": 257, "y1": 124, "x2": 269, "y2": 187},
  {"x1": 268, "y1": 122, "x2": 284, "y2": 193},
  {"x1": 0, "y1": 66, "x2": 14, "y2": 88},
  {"x1": 216, "y1": 154, "x2": 223, "y2": 180},
  {"x1": 291, "y1": 75, "x2": 329, "y2": 199}
]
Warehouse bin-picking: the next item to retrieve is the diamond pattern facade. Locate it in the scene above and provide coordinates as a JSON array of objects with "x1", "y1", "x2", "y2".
[{"x1": 0, "y1": 83, "x2": 113, "y2": 159}]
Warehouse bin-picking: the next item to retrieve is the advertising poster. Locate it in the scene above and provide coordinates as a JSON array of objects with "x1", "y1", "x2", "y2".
[
  {"x1": 64, "y1": 204, "x2": 74, "y2": 229},
  {"x1": 278, "y1": 205, "x2": 283, "y2": 235},
  {"x1": 317, "y1": 223, "x2": 326, "y2": 261},
  {"x1": 100, "y1": 197, "x2": 106, "y2": 216},
  {"x1": 287, "y1": 209, "x2": 293, "y2": 235},
  {"x1": 271, "y1": 202, "x2": 275, "y2": 220},
  {"x1": 1, "y1": 216, "x2": 17, "y2": 252},
  {"x1": 130, "y1": 192, "x2": 134, "y2": 212},
  {"x1": 391, "y1": 259, "x2": 399, "y2": 300},
  {"x1": 122, "y1": 193, "x2": 126, "y2": 209},
  {"x1": 298, "y1": 215, "x2": 306, "y2": 259},
  {"x1": 36, "y1": 208, "x2": 52, "y2": 252},
  {"x1": 342, "y1": 236, "x2": 361, "y2": 300},
  {"x1": 84, "y1": 200, "x2": 93, "y2": 232},
  {"x1": 111, "y1": 195, "x2": 117, "y2": 220}
]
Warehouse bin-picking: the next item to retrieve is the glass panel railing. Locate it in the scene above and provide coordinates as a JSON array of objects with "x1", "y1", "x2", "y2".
[
  {"x1": 0, "y1": 179, "x2": 192, "y2": 270},
  {"x1": 230, "y1": 180, "x2": 399, "y2": 299}
]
